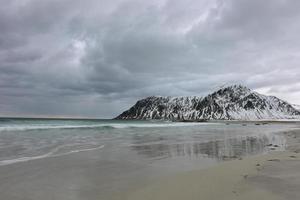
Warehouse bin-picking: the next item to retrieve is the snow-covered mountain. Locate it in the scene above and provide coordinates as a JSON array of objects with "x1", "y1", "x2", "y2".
[{"x1": 115, "y1": 85, "x2": 300, "y2": 121}]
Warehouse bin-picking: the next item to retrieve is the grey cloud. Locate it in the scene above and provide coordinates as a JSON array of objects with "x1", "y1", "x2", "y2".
[{"x1": 0, "y1": 0, "x2": 300, "y2": 118}]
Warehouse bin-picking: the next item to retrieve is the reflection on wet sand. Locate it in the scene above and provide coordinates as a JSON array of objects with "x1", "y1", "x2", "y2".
[{"x1": 130, "y1": 133, "x2": 285, "y2": 161}]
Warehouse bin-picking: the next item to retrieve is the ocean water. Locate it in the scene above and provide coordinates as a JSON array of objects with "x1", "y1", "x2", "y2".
[
  {"x1": 0, "y1": 118, "x2": 296, "y2": 167},
  {"x1": 0, "y1": 118, "x2": 299, "y2": 200}
]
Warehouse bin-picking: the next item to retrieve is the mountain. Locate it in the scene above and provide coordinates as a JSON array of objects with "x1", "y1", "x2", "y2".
[{"x1": 115, "y1": 85, "x2": 300, "y2": 121}]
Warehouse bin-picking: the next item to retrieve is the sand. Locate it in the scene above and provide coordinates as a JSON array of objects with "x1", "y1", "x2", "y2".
[
  {"x1": 126, "y1": 129, "x2": 300, "y2": 200},
  {"x1": 1, "y1": 127, "x2": 299, "y2": 200}
]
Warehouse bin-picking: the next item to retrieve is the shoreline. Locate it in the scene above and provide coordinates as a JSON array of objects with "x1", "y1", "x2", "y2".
[
  {"x1": 126, "y1": 128, "x2": 300, "y2": 200},
  {"x1": 0, "y1": 122, "x2": 299, "y2": 200}
]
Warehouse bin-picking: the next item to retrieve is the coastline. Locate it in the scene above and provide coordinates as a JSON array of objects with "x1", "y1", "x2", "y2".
[
  {"x1": 0, "y1": 121, "x2": 299, "y2": 200},
  {"x1": 126, "y1": 128, "x2": 300, "y2": 200}
]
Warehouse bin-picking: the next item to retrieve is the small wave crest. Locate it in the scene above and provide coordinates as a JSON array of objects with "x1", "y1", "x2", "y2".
[
  {"x1": 0, "y1": 122, "x2": 216, "y2": 132},
  {"x1": 0, "y1": 125, "x2": 115, "y2": 132},
  {"x1": 0, "y1": 145, "x2": 105, "y2": 166}
]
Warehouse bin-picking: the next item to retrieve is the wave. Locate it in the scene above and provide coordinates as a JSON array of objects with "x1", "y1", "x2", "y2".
[
  {"x1": 0, "y1": 124, "x2": 115, "y2": 132},
  {"x1": 0, "y1": 145, "x2": 105, "y2": 166},
  {"x1": 0, "y1": 122, "x2": 218, "y2": 132}
]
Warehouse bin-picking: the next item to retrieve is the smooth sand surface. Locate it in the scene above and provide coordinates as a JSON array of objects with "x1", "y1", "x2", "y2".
[
  {"x1": 1, "y1": 126, "x2": 299, "y2": 200},
  {"x1": 126, "y1": 129, "x2": 300, "y2": 200}
]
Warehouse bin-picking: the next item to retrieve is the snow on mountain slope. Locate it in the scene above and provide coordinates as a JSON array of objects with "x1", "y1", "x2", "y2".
[
  {"x1": 115, "y1": 85, "x2": 300, "y2": 121},
  {"x1": 292, "y1": 104, "x2": 300, "y2": 111}
]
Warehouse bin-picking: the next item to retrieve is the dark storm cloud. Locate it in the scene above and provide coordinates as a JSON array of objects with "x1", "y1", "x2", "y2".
[{"x1": 1, "y1": 0, "x2": 300, "y2": 118}]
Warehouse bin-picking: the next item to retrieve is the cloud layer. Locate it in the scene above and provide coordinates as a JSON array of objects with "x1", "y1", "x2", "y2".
[{"x1": 1, "y1": 0, "x2": 300, "y2": 118}]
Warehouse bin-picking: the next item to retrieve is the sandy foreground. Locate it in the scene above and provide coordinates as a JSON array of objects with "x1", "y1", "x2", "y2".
[{"x1": 125, "y1": 129, "x2": 300, "y2": 200}]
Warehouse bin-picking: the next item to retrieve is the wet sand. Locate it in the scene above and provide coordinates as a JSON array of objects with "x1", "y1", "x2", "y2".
[
  {"x1": 127, "y1": 129, "x2": 300, "y2": 200},
  {"x1": 0, "y1": 147, "x2": 158, "y2": 200},
  {"x1": 0, "y1": 123, "x2": 299, "y2": 200}
]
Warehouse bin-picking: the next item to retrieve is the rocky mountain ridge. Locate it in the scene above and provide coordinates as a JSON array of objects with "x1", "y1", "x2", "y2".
[{"x1": 115, "y1": 85, "x2": 300, "y2": 120}]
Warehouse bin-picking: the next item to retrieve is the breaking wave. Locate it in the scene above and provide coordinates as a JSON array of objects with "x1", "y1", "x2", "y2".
[
  {"x1": 0, "y1": 122, "x2": 217, "y2": 132},
  {"x1": 0, "y1": 145, "x2": 105, "y2": 166}
]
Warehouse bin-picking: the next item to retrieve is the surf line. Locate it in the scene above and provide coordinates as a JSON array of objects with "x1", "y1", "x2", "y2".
[{"x1": 0, "y1": 145, "x2": 105, "y2": 166}]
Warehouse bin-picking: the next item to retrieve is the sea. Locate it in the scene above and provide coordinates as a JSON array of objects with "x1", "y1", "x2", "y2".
[
  {"x1": 0, "y1": 118, "x2": 296, "y2": 166},
  {"x1": 0, "y1": 118, "x2": 299, "y2": 199}
]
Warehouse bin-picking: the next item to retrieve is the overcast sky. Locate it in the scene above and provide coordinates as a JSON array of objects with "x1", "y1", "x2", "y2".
[{"x1": 1, "y1": 0, "x2": 300, "y2": 118}]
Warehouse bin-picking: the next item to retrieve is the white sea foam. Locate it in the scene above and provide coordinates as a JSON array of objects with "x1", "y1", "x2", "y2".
[
  {"x1": 0, "y1": 145, "x2": 105, "y2": 166},
  {"x1": 0, "y1": 122, "x2": 218, "y2": 132},
  {"x1": 0, "y1": 124, "x2": 108, "y2": 132}
]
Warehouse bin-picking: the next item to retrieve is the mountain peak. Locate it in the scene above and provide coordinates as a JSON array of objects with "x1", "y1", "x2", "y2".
[
  {"x1": 211, "y1": 84, "x2": 252, "y2": 101},
  {"x1": 218, "y1": 84, "x2": 251, "y2": 92}
]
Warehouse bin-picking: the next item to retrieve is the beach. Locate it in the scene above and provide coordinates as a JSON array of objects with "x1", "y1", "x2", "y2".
[
  {"x1": 0, "y1": 119, "x2": 299, "y2": 200},
  {"x1": 127, "y1": 128, "x2": 300, "y2": 200}
]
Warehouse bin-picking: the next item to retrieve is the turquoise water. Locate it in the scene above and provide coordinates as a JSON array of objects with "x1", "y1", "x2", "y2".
[{"x1": 0, "y1": 118, "x2": 296, "y2": 168}]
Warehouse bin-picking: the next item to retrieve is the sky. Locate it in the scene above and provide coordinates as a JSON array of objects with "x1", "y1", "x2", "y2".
[{"x1": 1, "y1": 0, "x2": 300, "y2": 118}]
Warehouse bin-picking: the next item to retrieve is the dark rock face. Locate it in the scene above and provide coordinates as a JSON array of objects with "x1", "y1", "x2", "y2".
[{"x1": 115, "y1": 85, "x2": 300, "y2": 120}]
